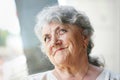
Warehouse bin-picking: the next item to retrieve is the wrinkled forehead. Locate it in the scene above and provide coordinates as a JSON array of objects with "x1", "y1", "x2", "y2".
[
  {"x1": 41, "y1": 22, "x2": 64, "y2": 35},
  {"x1": 42, "y1": 22, "x2": 83, "y2": 35}
]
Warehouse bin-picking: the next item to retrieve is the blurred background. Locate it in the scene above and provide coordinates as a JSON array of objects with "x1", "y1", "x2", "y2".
[{"x1": 0, "y1": 0, "x2": 119, "y2": 80}]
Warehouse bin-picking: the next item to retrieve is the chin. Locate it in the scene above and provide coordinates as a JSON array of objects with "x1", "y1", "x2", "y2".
[{"x1": 54, "y1": 58, "x2": 70, "y2": 67}]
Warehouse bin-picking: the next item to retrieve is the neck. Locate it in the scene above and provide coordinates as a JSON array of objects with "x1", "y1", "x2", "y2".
[{"x1": 53, "y1": 54, "x2": 89, "y2": 80}]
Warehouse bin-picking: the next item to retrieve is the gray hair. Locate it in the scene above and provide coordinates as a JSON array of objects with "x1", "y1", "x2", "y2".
[{"x1": 35, "y1": 5, "x2": 103, "y2": 67}]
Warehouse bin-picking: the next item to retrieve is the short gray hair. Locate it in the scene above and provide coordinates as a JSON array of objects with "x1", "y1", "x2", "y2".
[{"x1": 35, "y1": 5, "x2": 103, "y2": 67}]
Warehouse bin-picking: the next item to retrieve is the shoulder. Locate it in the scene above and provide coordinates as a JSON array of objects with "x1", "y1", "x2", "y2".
[
  {"x1": 97, "y1": 69, "x2": 120, "y2": 80},
  {"x1": 27, "y1": 70, "x2": 54, "y2": 80}
]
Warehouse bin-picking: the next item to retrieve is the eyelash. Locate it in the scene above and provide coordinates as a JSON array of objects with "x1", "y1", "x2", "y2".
[
  {"x1": 44, "y1": 36, "x2": 50, "y2": 42},
  {"x1": 59, "y1": 29, "x2": 67, "y2": 35}
]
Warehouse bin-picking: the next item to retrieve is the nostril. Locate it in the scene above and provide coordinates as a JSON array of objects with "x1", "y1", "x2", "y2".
[
  {"x1": 51, "y1": 39, "x2": 62, "y2": 47},
  {"x1": 55, "y1": 40, "x2": 62, "y2": 45}
]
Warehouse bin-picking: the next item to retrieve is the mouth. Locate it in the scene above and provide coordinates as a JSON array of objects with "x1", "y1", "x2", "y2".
[{"x1": 54, "y1": 47, "x2": 66, "y2": 55}]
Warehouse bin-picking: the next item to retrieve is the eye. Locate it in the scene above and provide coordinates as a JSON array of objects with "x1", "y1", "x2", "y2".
[
  {"x1": 44, "y1": 36, "x2": 51, "y2": 42},
  {"x1": 59, "y1": 29, "x2": 67, "y2": 35}
]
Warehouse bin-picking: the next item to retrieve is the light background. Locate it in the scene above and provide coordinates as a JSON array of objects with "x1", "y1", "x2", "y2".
[
  {"x1": 58, "y1": 0, "x2": 120, "y2": 73},
  {"x1": 0, "y1": 0, "x2": 119, "y2": 80}
]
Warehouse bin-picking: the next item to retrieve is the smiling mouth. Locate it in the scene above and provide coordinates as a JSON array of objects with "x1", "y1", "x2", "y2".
[{"x1": 54, "y1": 48, "x2": 66, "y2": 54}]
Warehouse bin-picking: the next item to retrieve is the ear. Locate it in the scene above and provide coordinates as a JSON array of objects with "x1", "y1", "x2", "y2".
[{"x1": 83, "y1": 35, "x2": 89, "y2": 48}]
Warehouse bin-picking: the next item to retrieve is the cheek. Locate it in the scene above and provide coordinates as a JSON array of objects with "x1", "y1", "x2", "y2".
[
  {"x1": 61, "y1": 35, "x2": 76, "y2": 53},
  {"x1": 67, "y1": 35, "x2": 84, "y2": 52},
  {"x1": 44, "y1": 44, "x2": 52, "y2": 56}
]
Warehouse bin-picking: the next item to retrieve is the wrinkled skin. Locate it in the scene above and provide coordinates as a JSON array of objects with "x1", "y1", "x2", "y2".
[
  {"x1": 42, "y1": 22, "x2": 88, "y2": 68},
  {"x1": 41, "y1": 23, "x2": 102, "y2": 80}
]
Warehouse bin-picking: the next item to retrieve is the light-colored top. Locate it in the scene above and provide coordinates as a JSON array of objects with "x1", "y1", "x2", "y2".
[{"x1": 27, "y1": 69, "x2": 120, "y2": 80}]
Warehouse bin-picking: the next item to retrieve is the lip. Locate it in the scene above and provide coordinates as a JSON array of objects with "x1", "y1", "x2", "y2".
[{"x1": 54, "y1": 48, "x2": 66, "y2": 55}]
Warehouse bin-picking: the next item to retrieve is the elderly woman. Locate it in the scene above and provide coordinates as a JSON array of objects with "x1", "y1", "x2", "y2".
[{"x1": 28, "y1": 5, "x2": 120, "y2": 80}]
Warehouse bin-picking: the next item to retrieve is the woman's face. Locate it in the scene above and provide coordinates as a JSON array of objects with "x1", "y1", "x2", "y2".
[{"x1": 41, "y1": 23, "x2": 88, "y2": 66}]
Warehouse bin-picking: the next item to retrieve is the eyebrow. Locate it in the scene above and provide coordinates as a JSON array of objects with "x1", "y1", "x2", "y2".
[
  {"x1": 42, "y1": 26, "x2": 61, "y2": 38},
  {"x1": 43, "y1": 34, "x2": 49, "y2": 38}
]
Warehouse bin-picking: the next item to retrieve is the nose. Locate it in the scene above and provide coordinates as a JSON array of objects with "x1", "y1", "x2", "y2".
[{"x1": 51, "y1": 35, "x2": 62, "y2": 47}]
